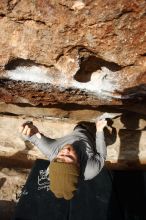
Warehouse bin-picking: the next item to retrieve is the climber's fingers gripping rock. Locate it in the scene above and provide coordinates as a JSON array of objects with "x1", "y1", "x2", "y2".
[{"x1": 19, "y1": 121, "x2": 40, "y2": 138}]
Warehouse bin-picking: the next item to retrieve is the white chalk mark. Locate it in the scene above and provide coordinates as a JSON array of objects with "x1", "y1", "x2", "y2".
[
  {"x1": 7, "y1": 66, "x2": 54, "y2": 84},
  {"x1": 6, "y1": 65, "x2": 121, "y2": 101}
]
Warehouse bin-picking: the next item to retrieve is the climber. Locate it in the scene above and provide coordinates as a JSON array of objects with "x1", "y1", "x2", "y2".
[{"x1": 19, "y1": 118, "x2": 107, "y2": 200}]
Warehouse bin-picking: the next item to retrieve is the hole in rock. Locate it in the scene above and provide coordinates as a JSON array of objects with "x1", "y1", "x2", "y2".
[
  {"x1": 5, "y1": 58, "x2": 37, "y2": 70},
  {"x1": 74, "y1": 56, "x2": 122, "y2": 83},
  {"x1": 0, "y1": 178, "x2": 6, "y2": 189},
  {"x1": 141, "y1": 53, "x2": 146, "y2": 57}
]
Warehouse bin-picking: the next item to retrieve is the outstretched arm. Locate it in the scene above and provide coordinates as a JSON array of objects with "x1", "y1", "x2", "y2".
[
  {"x1": 95, "y1": 119, "x2": 107, "y2": 159},
  {"x1": 84, "y1": 119, "x2": 107, "y2": 180},
  {"x1": 19, "y1": 121, "x2": 57, "y2": 159}
]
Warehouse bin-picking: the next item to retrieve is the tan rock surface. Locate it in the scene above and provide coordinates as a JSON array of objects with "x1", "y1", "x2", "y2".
[
  {"x1": 0, "y1": 1, "x2": 146, "y2": 217},
  {"x1": 0, "y1": 110, "x2": 146, "y2": 170},
  {"x1": 0, "y1": 0, "x2": 145, "y2": 108},
  {"x1": 0, "y1": 166, "x2": 29, "y2": 220}
]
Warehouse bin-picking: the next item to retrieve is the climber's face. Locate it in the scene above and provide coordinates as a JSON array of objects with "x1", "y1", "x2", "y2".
[{"x1": 56, "y1": 144, "x2": 78, "y2": 164}]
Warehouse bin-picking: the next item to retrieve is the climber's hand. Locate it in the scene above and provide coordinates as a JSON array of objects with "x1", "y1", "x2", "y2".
[
  {"x1": 19, "y1": 121, "x2": 41, "y2": 138},
  {"x1": 96, "y1": 119, "x2": 107, "y2": 132}
]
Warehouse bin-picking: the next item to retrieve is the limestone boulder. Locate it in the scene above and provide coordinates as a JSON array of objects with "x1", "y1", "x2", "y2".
[
  {"x1": 0, "y1": 166, "x2": 29, "y2": 220},
  {"x1": 0, "y1": 0, "x2": 145, "y2": 109},
  {"x1": 1, "y1": 1, "x2": 146, "y2": 216}
]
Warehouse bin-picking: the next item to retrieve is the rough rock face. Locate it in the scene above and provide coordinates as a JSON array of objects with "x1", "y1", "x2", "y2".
[
  {"x1": 0, "y1": 0, "x2": 146, "y2": 107},
  {"x1": 0, "y1": 1, "x2": 146, "y2": 214},
  {"x1": 0, "y1": 104, "x2": 146, "y2": 170},
  {"x1": 0, "y1": 166, "x2": 29, "y2": 220}
]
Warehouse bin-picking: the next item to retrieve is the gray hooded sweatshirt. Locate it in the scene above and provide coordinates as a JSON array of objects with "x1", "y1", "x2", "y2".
[{"x1": 27, "y1": 124, "x2": 106, "y2": 181}]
